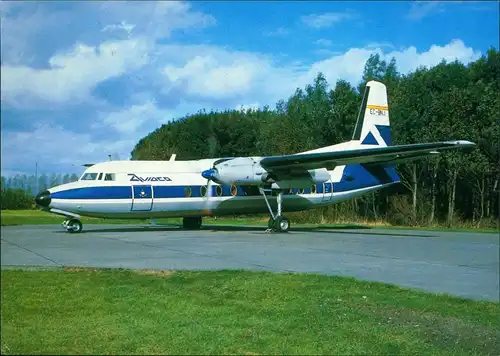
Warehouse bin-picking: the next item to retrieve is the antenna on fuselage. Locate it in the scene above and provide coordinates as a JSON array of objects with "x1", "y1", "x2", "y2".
[
  {"x1": 108, "y1": 154, "x2": 112, "y2": 161},
  {"x1": 169, "y1": 154, "x2": 177, "y2": 161}
]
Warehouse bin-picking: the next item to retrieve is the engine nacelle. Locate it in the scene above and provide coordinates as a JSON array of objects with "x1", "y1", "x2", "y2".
[
  {"x1": 202, "y1": 159, "x2": 331, "y2": 188},
  {"x1": 203, "y1": 157, "x2": 266, "y2": 186}
]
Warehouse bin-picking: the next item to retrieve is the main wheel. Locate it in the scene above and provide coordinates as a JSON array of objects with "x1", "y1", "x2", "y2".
[
  {"x1": 66, "y1": 219, "x2": 83, "y2": 233},
  {"x1": 273, "y1": 215, "x2": 290, "y2": 233},
  {"x1": 182, "y1": 217, "x2": 202, "y2": 230}
]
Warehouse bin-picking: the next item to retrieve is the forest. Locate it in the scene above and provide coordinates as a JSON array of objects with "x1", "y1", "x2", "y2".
[{"x1": 131, "y1": 48, "x2": 500, "y2": 228}]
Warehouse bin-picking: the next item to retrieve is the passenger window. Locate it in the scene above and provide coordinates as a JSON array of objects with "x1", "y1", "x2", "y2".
[
  {"x1": 80, "y1": 173, "x2": 98, "y2": 180},
  {"x1": 104, "y1": 173, "x2": 115, "y2": 181},
  {"x1": 98, "y1": 173, "x2": 103, "y2": 180}
]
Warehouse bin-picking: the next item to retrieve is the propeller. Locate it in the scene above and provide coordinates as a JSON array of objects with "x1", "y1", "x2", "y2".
[
  {"x1": 200, "y1": 156, "x2": 234, "y2": 215},
  {"x1": 201, "y1": 167, "x2": 218, "y2": 215}
]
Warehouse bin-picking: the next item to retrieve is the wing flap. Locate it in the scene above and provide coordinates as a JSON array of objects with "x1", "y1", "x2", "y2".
[{"x1": 260, "y1": 141, "x2": 475, "y2": 171}]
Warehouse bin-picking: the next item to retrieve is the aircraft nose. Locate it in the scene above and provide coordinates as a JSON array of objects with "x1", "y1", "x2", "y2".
[{"x1": 35, "y1": 190, "x2": 51, "y2": 208}]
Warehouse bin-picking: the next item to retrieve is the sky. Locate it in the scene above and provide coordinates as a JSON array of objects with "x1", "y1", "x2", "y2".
[{"x1": 1, "y1": 1, "x2": 498, "y2": 177}]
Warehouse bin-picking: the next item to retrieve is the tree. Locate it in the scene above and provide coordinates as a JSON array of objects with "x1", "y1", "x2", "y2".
[
  {"x1": 1, "y1": 188, "x2": 33, "y2": 210},
  {"x1": 50, "y1": 174, "x2": 59, "y2": 188},
  {"x1": 38, "y1": 174, "x2": 48, "y2": 192},
  {"x1": 327, "y1": 80, "x2": 359, "y2": 144}
]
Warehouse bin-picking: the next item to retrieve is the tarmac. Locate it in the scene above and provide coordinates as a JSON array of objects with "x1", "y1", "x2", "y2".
[{"x1": 1, "y1": 224, "x2": 498, "y2": 301}]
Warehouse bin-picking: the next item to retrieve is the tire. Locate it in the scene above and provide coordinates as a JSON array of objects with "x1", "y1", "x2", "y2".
[
  {"x1": 66, "y1": 219, "x2": 83, "y2": 233},
  {"x1": 273, "y1": 215, "x2": 290, "y2": 233}
]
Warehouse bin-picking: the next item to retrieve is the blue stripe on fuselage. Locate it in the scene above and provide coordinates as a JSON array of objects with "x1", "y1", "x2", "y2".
[
  {"x1": 51, "y1": 186, "x2": 133, "y2": 200},
  {"x1": 51, "y1": 185, "x2": 255, "y2": 200}
]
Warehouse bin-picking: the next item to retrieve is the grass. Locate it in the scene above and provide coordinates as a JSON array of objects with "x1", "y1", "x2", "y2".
[
  {"x1": 1, "y1": 268, "x2": 499, "y2": 355},
  {"x1": 1, "y1": 209, "x2": 497, "y2": 233}
]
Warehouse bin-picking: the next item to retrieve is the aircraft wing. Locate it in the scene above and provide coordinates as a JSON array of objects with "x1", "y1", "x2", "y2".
[{"x1": 259, "y1": 140, "x2": 475, "y2": 171}]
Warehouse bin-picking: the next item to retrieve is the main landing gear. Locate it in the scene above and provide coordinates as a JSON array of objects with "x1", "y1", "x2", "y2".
[
  {"x1": 260, "y1": 188, "x2": 290, "y2": 233},
  {"x1": 62, "y1": 218, "x2": 83, "y2": 233}
]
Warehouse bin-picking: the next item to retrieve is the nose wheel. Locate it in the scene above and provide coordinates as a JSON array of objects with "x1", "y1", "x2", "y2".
[
  {"x1": 62, "y1": 218, "x2": 83, "y2": 233},
  {"x1": 260, "y1": 188, "x2": 290, "y2": 233}
]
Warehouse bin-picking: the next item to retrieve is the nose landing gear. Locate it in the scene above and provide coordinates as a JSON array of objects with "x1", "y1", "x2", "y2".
[{"x1": 62, "y1": 218, "x2": 83, "y2": 233}]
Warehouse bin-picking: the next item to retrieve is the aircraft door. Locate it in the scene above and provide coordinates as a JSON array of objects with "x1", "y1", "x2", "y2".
[
  {"x1": 131, "y1": 185, "x2": 153, "y2": 211},
  {"x1": 322, "y1": 179, "x2": 333, "y2": 202}
]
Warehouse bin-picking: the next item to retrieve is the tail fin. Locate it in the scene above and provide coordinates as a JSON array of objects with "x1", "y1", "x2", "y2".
[
  {"x1": 348, "y1": 81, "x2": 400, "y2": 186},
  {"x1": 352, "y1": 81, "x2": 391, "y2": 147}
]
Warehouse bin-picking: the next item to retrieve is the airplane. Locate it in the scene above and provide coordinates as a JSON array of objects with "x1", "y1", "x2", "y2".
[{"x1": 34, "y1": 80, "x2": 475, "y2": 233}]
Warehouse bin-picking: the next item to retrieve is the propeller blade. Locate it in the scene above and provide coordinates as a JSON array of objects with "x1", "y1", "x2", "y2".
[
  {"x1": 207, "y1": 179, "x2": 213, "y2": 200},
  {"x1": 202, "y1": 178, "x2": 213, "y2": 215},
  {"x1": 201, "y1": 164, "x2": 219, "y2": 215}
]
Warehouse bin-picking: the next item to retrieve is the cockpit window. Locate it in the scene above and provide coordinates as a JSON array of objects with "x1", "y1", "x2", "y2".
[
  {"x1": 80, "y1": 173, "x2": 98, "y2": 180},
  {"x1": 104, "y1": 173, "x2": 116, "y2": 181}
]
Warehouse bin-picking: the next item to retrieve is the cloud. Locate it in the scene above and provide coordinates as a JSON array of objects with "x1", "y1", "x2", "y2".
[
  {"x1": 163, "y1": 55, "x2": 260, "y2": 99},
  {"x1": 407, "y1": 2, "x2": 445, "y2": 21},
  {"x1": 1, "y1": 38, "x2": 151, "y2": 109},
  {"x1": 385, "y1": 39, "x2": 481, "y2": 73},
  {"x1": 0, "y1": 95, "x2": 197, "y2": 175},
  {"x1": 161, "y1": 49, "x2": 297, "y2": 103},
  {"x1": 314, "y1": 39, "x2": 333, "y2": 47},
  {"x1": 94, "y1": 99, "x2": 176, "y2": 134},
  {"x1": 0, "y1": 2, "x2": 71, "y2": 65},
  {"x1": 264, "y1": 27, "x2": 290, "y2": 37},
  {"x1": 313, "y1": 49, "x2": 343, "y2": 57},
  {"x1": 101, "y1": 21, "x2": 136, "y2": 35},
  {"x1": 303, "y1": 39, "x2": 481, "y2": 87},
  {"x1": 95, "y1": 1, "x2": 216, "y2": 40},
  {"x1": 366, "y1": 42, "x2": 394, "y2": 50},
  {"x1": 158, "y1": 39, "x2": 481, "y2": 110},
  {"x1": 0, "y1": 123, "x2": 137, "y2": 175},
  {"x1": 0, "y1": 1, "x2": 217, "y2": 109},
  {"x1": 3, "y1": 36, "x2": 481, "y2": 117},
  {"x1": 301, "y1": 11, "x2": 356, "y2": 29}
]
